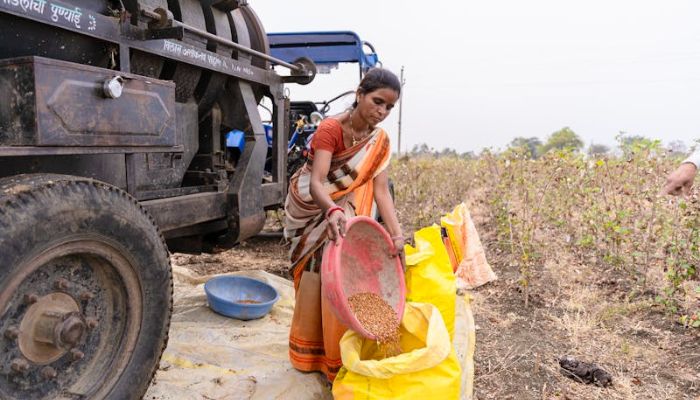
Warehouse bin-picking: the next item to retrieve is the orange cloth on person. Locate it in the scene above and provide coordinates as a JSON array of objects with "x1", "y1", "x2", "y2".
[{"x1": 309, "y1": 118, "x2": 346, "y2": 156}]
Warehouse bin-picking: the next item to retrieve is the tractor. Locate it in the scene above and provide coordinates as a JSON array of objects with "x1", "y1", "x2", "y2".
[{"x1": 0, "y1": 0, "x2": 314, "y2": 398}]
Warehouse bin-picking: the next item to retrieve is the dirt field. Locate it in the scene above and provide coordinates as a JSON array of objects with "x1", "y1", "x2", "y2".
[{"x1": 468, "y1": 211, "x2": 700, "y2": 400}]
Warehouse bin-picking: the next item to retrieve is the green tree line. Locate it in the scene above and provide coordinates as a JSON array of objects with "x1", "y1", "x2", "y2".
[{"x1": 406, "y1": 127, "x2": 696, "y2": 160}]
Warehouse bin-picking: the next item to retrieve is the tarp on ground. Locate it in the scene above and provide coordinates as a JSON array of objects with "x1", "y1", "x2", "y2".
[
  {"x1": 145, "y1": 266, "x2": 475, "y2": 400},
  {"x1": 145, "y1": 266, "x2": 330, "y2": 400}
]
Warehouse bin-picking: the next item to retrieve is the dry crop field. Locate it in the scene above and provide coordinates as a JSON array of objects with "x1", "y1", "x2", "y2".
[{"x1": 391, "y1": 150, "x2": 700, "y2": 400}]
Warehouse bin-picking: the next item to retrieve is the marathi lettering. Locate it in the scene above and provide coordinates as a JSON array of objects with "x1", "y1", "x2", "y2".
[
  {"x1": 1, "y1": 0, "x2": 94, "y2": 31},
  {"x1": 50, "y1": 3, "x2": 81, "y2": 29},
  {"x1": 182, "y1": 47, "x2": 207, "y2": 62},
  {"x1": 163, "y1": 40, "x2": 182, "y2": 55},
  {"x1": 3, "y1": 0, "x2": 47, "y2": 15},
  {"x1": 162, "y1": 40, "x2": 255, "y2": 77},
  {"x1": 207, "y1": 54, "x2": 222, "y2": 69}
]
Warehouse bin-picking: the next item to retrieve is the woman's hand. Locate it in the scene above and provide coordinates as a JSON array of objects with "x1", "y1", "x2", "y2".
[
  {"x1": 326, "y1": 209, "x2": 347, "y2": 244},
  {"x1": 390, "y1": 236, "x2": 405, "y2": 257},
  {"x1": 390, "y1": 235, "x2": 406, "y2": 271}
]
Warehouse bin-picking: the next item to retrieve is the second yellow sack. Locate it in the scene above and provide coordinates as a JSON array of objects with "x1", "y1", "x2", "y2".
[{"x1": 404, "y1": 224, "x2": 457, "y2": 340}]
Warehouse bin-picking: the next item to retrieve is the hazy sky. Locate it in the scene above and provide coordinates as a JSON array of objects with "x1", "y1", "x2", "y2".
[{"x1": 253, "y1": 1, "x2": 700, "y2": 154}]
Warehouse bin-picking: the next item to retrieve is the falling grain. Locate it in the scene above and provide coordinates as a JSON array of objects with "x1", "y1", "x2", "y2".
[{"x1": 348, "y1": 292, "x2": 401, "y2": 358}]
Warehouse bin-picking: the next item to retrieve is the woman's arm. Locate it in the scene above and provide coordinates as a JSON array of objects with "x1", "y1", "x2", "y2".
[
  {"x1": 373, "y1": 170, "x2": 404, "y2": 257},
  {"x1": 310, "y1": 149, "x2": 346, "y2": 241}
]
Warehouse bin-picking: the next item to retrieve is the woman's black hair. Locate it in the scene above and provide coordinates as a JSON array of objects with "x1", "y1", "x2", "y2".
[{"x1": 352, "y1": 68, "x2": 401, "y2": 108}]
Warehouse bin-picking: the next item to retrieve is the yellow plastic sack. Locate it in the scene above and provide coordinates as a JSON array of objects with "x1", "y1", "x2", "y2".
[
  {"x1": 404, "y1": 224, "x2": 456, "y2": 340},
  {"x1": 441, "y1": 203, "x2": 497, "y2": 289},
  {"x1": 332, "y1": 302, "x2": 461, "y2": 400}
]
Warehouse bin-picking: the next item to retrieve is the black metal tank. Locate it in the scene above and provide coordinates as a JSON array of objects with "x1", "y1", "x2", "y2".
[{"x1": 0, "y1": 0, "x2": 271, "y2": 108}]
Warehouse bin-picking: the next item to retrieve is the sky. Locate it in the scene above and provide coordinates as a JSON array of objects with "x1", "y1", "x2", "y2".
[{"x1": 253, "y1": 0, "x2": 700, "y2": 154}]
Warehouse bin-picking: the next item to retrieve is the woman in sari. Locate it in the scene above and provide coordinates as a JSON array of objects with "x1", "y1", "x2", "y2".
[{"x1": 285, "y1": 68, "x2": 404, "y2": 381}]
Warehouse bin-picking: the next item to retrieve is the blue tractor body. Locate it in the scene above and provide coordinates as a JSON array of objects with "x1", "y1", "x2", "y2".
[
  {"x1": 225, "y1": 31, "x2": 380, "y2": 164},
  {"x1": 268, "y1": 31, "x2": 379, "y2": 75}
]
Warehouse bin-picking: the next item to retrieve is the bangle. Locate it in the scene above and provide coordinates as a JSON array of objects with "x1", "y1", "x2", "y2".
[{"x1": 326, "y1": 206, "x2": 344, "y2": 219}]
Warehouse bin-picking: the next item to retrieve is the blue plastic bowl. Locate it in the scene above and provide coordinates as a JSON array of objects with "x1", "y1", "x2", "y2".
[{"x1": 204, "y1": 276, "x2": 279, "y2": 320}]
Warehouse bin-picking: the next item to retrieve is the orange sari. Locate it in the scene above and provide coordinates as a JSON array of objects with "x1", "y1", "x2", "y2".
[{"x1": 284, "y1": 128, "x2": 391, "y2": 381}]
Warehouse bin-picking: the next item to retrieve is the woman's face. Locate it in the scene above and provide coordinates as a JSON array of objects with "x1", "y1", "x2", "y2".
[{"x1": 356, "y1": 88, "x2": 400, "y2": 126}]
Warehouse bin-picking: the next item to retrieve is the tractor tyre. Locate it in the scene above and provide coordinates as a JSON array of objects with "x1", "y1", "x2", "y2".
[{"x1": 0, "y1": 174, "x2": 172, "y2": 399}]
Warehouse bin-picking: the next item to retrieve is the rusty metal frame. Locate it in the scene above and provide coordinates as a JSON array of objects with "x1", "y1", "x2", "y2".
[
  {"x1": 142, "y1": 191, "x2": 227, "y2": 232},
  {"x1": 0, "y1": 2, "x2": 282, "y2": 86}
]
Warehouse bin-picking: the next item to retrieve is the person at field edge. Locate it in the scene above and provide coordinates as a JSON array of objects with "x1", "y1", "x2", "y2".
[
  {"x1": 662, "y1": 149, "x2": 699, "y2": 195},
  {"x1": 283, "y1": 68, "x2": 404, "y2": 381}
]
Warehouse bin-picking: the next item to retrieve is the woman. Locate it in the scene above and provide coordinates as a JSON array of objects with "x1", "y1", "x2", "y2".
[{"x1": 284, "y1": 68, "x2": 404, "y2": 381}]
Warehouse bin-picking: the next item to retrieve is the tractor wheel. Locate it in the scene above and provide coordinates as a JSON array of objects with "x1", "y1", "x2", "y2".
[{"x1": 0, "y1": 174, "x2": 172, "y2": 399}]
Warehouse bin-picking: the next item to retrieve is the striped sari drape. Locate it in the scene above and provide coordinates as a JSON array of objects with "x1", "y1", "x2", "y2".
[{"x1": 284, "y1": 127, "x2": 391, "y2": 381}]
